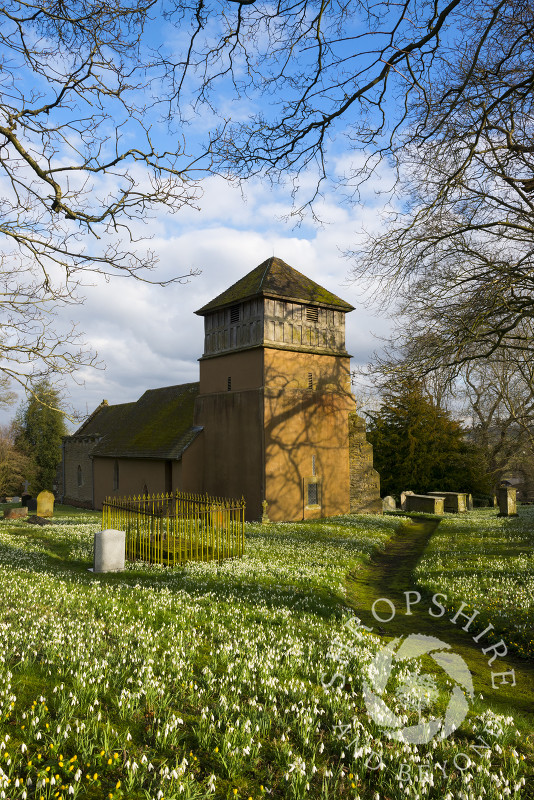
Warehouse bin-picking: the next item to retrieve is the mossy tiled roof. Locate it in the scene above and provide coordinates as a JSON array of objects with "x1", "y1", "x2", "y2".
[
  {"x1": 196, "y1": 256, "x2": 354, "y2": 314},
  {"x1": 71, "y1": 401, "x2": 136, "y2": 439},
  {"x1": 72, "y1": 383, "x2": 201, "y2": 460}
]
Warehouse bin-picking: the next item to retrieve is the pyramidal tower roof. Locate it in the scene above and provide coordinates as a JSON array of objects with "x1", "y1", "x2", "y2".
[{"x1": 196, "y1": 257, "x2": 354, "y2": 315}]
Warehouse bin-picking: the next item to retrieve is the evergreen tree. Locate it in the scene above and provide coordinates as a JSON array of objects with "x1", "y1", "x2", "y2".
[
  {"x1": 15, "y1": 381, "x2": 67, "y2": 492},
  {"x1": 367, "y1": 378, "x2": 490, "y2": 498}
]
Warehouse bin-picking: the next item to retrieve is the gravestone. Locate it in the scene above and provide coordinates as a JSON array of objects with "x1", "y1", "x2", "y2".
[
  {"x1": 11, "y1": 496, "x2": 20, "y2": 503},
  {"x1": 3, "y1": 507, "x2": 28, "y2": 519},
  {"x1": 428, "y1": 491, "x2": 467, "y2": 513},
  {"x1": 382, "y1": 496, "x2": 397, "y2": 512},
  {"x1": 467, "y1": 494, "x2": 473, "y2": 510},
  {"x1": 92, "y1": 529, "x2": 126, "y2": 573},
  {"x1": 37, "y1": 490, "x2": 54, "y2": 517},
  {"x1": 497, "y1": 487, "x2": 517, "y2": 517},
  {"x1": 405, "y1": 494, "x2": 445, "y2": 515},
  {"x1": 21, "y1": 494, "x2": 32, "y2": 508},
  {"x1": 400, "y1": 490, "x2": 414, "y2": 510}
]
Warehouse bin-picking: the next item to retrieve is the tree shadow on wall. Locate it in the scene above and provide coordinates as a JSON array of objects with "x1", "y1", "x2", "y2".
[{"x1": 262, "y1": 355, "x2": 356, "y2": 520}]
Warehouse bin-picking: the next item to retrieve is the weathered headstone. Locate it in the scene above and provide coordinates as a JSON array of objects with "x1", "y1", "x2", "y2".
[
  {"x1": 3, "y1": 507, "x2": 28, "y2": 519},
  {"x1": 467, "y1": 493, "x2": 473, "y2": 510},
  {"x1": 497, "y1": 487, "x2": 517, "y2": 517},
  {"x1": 37, "y1": 490, "x2": 55, "y2": 517},
  {"x1": 428, "y1": 491, "x2": 467, "y2": 513},
  {"x1": 400, "y1": 490, "x2": 414, "y2": 511},
  {"x1": 382, "y1": 496, "x2": 397, "y2": 512},
  {"x1": 27, "y1": 497, "x2": 37, "y2": 512},
  {"x1": 92, "y1": 529, "x2": 126, "y2": 573},
  {"x1": 22, "y1": 480, "x2": 30, "y2": 493},
  {"x1": 21, "y1": 494, "x2": 32, "y2": 508},
  {"x1": 10, "y1": 496, "x2": 20, "y2": 503},
  {"x1": 405, "y1": 494, "x2": 445, "y2": 515}
]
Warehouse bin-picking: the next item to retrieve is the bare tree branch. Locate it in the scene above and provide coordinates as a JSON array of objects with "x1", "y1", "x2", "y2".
[{"x1": 0, "y1": 0, "x2": 217, "y2": 390}]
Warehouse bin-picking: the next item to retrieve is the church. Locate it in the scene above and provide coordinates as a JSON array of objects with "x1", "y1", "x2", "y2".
[{"x1": 61, "y1": 257, "x2": 381, "y2": 521}]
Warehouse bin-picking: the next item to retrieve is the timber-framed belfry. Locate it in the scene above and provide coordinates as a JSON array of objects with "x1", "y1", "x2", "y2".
[{"x1": 61, "y1": 257, "x2": 381, "y2": 521}]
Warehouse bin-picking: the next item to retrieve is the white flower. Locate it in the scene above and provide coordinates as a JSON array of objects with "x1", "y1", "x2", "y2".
[{"x1": 207, "y1": 774, "x2": 217, "y2": 793}]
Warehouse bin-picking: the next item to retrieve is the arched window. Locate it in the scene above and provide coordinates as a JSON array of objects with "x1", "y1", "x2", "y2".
[
  {"x1": 113, "y1": 460, "x2": 119, "y2": 491},
  {"x1": 77, "y1": 465, "x2": 82, "y2": 487}
]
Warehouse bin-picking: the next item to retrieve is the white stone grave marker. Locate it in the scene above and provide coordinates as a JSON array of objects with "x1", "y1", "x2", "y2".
[{"x1": 92, "y1": 529, "x2": 125, "y2": 573}]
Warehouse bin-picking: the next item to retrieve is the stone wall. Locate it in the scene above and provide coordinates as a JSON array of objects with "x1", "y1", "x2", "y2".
[
  {"x1": 348, "y1": 411, "x2": 382, "y2": 514},
  {"x1": 196, "y1": 348, "x2": 356, "y2": 522},
  {"x1": 62, "y1": 435, "x2": 98, "y2": 507},
  {"x1": 264, "y1": 383, "x2": 354, "y2": 522},
  {"x1": 194, "y1": 389, "x2": 264, "y2": 521},
  {"x1": 93, "y1": 457, "x2": 172, "y2": 510}
]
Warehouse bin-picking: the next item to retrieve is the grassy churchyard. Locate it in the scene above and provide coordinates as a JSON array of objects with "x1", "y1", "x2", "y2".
[{"x1": 0, "y1": 505, "x2": 532, "y2": 800}]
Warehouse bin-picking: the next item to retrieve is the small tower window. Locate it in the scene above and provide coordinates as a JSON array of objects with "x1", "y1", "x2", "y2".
[
  {"x1": 308, "y1": 372, "x2": 313, "y2": 389},
  {"x1": 230, "y1": 305, "x2": 240, "y2": 324},
  {"x1": 113, "y1": 459, "x2": 119, "y2": 491},
  {"x1": 227, "y1": 376, "x2": 232, "y2": 391},
  {"x1": 312, "y1": 455, "x2": 316, "y2": 476},
  {"x1": 306, "y1": 306, "x2": 318, "y2": 322},
  {"x1": 77, "y1": 465, "x2": 82, "y2": 487}
]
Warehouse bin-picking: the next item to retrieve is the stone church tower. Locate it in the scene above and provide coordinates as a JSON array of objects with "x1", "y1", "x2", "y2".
[{"x1": 193, "y1": 256, "x2": 381, "y2": 521}]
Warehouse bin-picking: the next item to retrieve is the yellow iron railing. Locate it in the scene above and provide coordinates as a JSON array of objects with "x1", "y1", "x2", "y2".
[{"x1": 102, "y1": 490, "x2": 246, "y2": 566}]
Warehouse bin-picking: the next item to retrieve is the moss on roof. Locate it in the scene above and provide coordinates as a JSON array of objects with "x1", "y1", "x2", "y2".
[
  {"x1": 196, "y1": 256, "x2": 354, "y2": 314},
  {"x1": 73, "y1": 383, "x2": 201, "y2": 460},
  {"x1": 71, "y1": 401, "x2": 137, "y2": 438}
]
